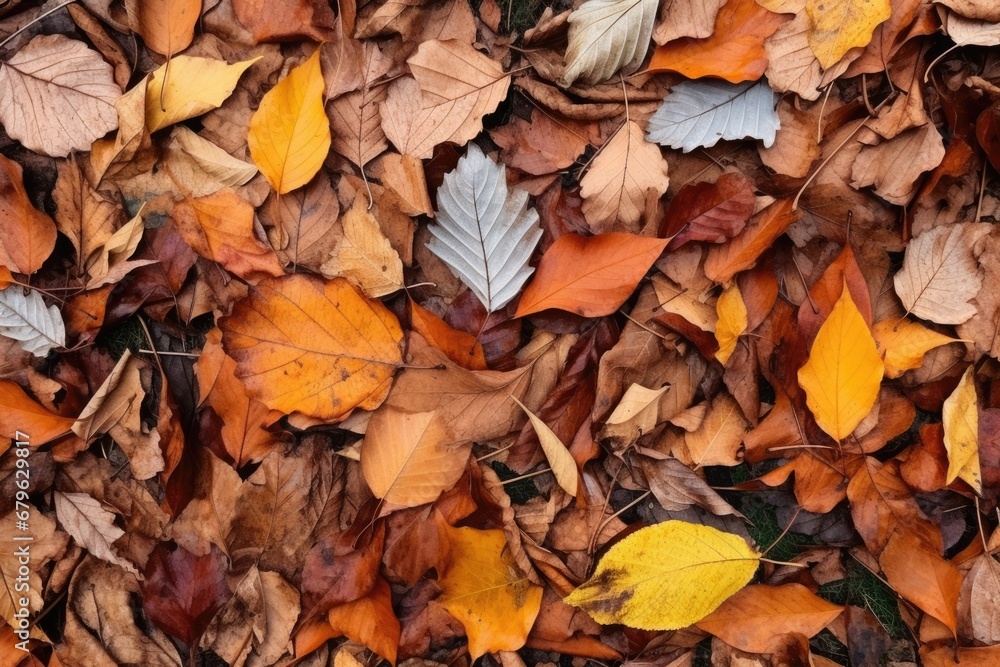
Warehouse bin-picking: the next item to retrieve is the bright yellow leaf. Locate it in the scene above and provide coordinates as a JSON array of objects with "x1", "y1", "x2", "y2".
[
  {"x1": 437, "y1": 521, "x2": 543, "y2": 659},
  {"x1": 797, "y1": 281, "x2": 884, "y2": 441},
  {"x1": 942, "y1": 366, "x2": 981, "y2": 493},
  {"x1": 805, "y1": 0, "x2": 891, "y2": 68},
  {"x1": 248, "y1": 47, "x2": 330, "y2": 194},
  {"x1": 564, "y1": 520, "x2": 760, "y2": 630},
  {"x1": 146, "y1": 56, "x2": 260, "y2": 132},
  {"x1": 512, "y1": 397, "x2": 579, "y2": 496},
  {"x1": 873, "y1": 318, "x2": 958, "y2": 379},
  {"x1": 715, "y1": 284, "x2": 748, "y2": 365}
]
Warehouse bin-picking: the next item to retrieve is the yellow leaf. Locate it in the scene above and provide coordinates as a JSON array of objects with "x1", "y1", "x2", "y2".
[
  {"x1": 512, "y1": 397, "x2": 579, "y2": 496},
  {"x1": 942, "y1": 366, "x2": 981, "y2": 493},
  {"x1": 437, "y1": 521, "x2": 543, "y2": 659},
  {"x1": 805, "y1": 0, "x2": 891, "y2": 68},
  {"x1": 565, "y1": 520, "x2": 759, "y2": 630},
  {"x1": 146, "y1": 56, "x2": 260, "y2": 132},
  {"x1": 873, "y1": 318, "x2": 958, "y2": 379},
  {"x1": 715, "y1": 284, "x2": 748, "y2": 365},
  {"x1": 248, "y1": 48, "x2": 330, "y2": 194},
  {"x1": 797, "y1": 282, "x2": 884, "y2": 441}
]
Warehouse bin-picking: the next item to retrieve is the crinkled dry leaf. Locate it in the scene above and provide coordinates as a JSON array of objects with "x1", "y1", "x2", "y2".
[
  {"x1": 561, "y1": 0, "x2": 658, "y2": 86},
  {"x1": 321, "y1": 198, "x2": 403, "y2": 298},
  {"x1": 0, "y1": 286, "x2": 65, "y2": 358}
]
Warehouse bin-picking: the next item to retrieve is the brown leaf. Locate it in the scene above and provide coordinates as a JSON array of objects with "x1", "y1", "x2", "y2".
[
  {"x1": 880, "y1": 529, "x2": 961, "y2": 636},
  {"x1": 704, "y1": 199, "x2": 801, "y2": 284},
  {"x1": 320, "y1": 197, "x2": 404, "y2": 298},
  {"x1": 329, "y1": 42, "x2": 391, "y2": 170},
  {"x1": 661, "y1": 170, "x2": 755, "y2": 249},
  {"x1": 261, "y1": 174, "x2": 341, "y2": 271},
  {"x1": 0, "y1": 156, "x2": 57, "y2": 275},
  {"x1": 491, "y1": 109, "x2": 599, "y2": 176},
  {"x1": 231, "y1": 0, "x2": 338, "y2": 43},
  {"x1": 851, "y1": 125, "x2": 946, "y2": 205},
  {"x1": 653, "y1": 0, "x2": 726, "y2": 44}
]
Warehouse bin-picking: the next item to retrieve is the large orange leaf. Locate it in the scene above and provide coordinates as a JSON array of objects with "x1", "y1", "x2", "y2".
[
  {"x1": 880, "y1": 530, "x2": 961, "y2": 636},
  {"x1": 437, "y1": 520, "x2": 543, "y2": 659},
  {"x1": 327, "y1": 578, "x2": 400, "y2": 665},
  {"x1": 0, "y1": 380, "x2": 74, "y2": 446},
  {"x1": 0, "y1": 155, "x2": 57, "y2": 275},
  {"x1": 219, "y1": 274, "x2": 403, "y2": 421},
  {"x1": 704, "y1": 198, "x2": 800, "y2": 284},
  {"x1": 248, "y1": 47, "x2": 330, "y2": 194},
  {"x1": 797, "y1": 281, "x2": 884, "y2": 441},
  {"x1": 515, "y1": 233, "x2": 667, "y2": 318},
  {"x1": 647, "y1": 0, "x2": 789, "y2": 83},
  {"x1": 125, "y1": 0, "x2": 200, "y2": 57},
  {"x1": 696, "y1": 583, "x2": 842, "y2": 652}
]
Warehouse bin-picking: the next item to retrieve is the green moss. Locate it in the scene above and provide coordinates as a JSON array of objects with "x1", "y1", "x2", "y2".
[
  {"x1": 740, "y1": 494, "x2": 811, "y2": 562},
  {"x1": 99, "y1": 318, "x2": 146, "y2": 359},
  {"x1": 493, "y1": 0, "x2": 546, "y2": 34},
  {"x1": 818, "y1": 560, "x2": 908, "y2": 639}
]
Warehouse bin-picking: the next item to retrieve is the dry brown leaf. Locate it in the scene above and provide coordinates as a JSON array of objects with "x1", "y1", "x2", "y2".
[
  {"x1": 370, "y1": 153, "x2": 434, "y2": 217},
  {"x1": 653, "y1": 0, "x2": 726, "y2": 44},
  {"x1": 328, "y1": 42, "x2": 391, "y2": 170},
  {"x1": 320, "y1": 197, "x2": 403, "y2": 298},
  {"x1": 54, "y1": 491, "x2": 136, "y2": 574},
  {"x1": 0, "y1": 155, "x2": 58, "y2": 275},
  {"x1": 765, "y1": 13, "x2": 854, "y2": 101},
  {"x1": 579, "y1": 121, "x2": 669, "y2": 234},
  {"x1": 851, "y1": 125, "x2": 946, "y2": 205},
  {"x1": 676, "y1": 392, "x2": 748, "y2": 468},
  {"x1": 261, "y1": 175, "x2": 340, "y2": 271},
  {"x1": 53, "y1": 156, "x2": 123, "y2": 277}
]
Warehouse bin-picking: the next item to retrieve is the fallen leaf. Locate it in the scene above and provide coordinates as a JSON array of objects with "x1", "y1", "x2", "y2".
[
  {"x1": 428, "y1": 144, "x2": 542, "y2": 313},
  {"x1": 565, "y1": 520, "x2": 760, "y2": 630},
  {"x1": 797, "y1": 281, "x2": 884, "y2": 441},
  {"x1": 561, "y1": 0, "x2": 658, "y2": 86},
  {"x1": 53, "y1": 155, "x2": 122, "y2": 277},
  {"x1": 696, "y1": 583, "x2": 842, "y2": 652},
  {"x1": 516, "y1": 233, "x2": 667, "y2": 318},
  {"x1": 661, "y1": 171, "x2": 755, "y2": 249},
  {"x1": 327, "y1": 578, "x2": 400, "y2": 664},
  {"x1": 437, "y1": 520, "x2": 543, "y2": 659},
  {"x1": 848, "y1": 457, "x2": 939, "y2": 555},
  {"x1": 145, "y1": 56, "x2": 260, "y2": 132},
  {"x1": 220, "y1": 274, "x2": 404, "y2": 421},
  {"x1": 647, "y1": 0, "x2": 788, "y2": 83},
  {"x1": 605, "y1": 383, "x2": 669, "y2": 430},
  {"x1": 893, "y1": 222, "x2": 989, "y2": 325},
  {"x1": 232, "y1": 0, "x2": 338, "y2": 43},
  {"x1": 0, "y1": 380, "x2": 74, "y2": 444},
  {"x1": 408, "y1": 300, "x2": 486, "y2": 370},
  {"x1": 0, "y1": 35, "x2": 120, "y2": 157},
  {"x1": 0, "y1": 508, "x2": 67, "y2": 628},
  {"x1": 491, "y1": 109, "x2": 599, "y2": 177},
  {"x1": 512, "y1": 397, "x2": 579, "y2": 496},
  {"x1": 922, "y1": 646, "x2": 1000, "y2": 667},
  {"x1": 653, "y1": 0, "x2": 726, "y2": 44},
  {"x1": 715, "y1": 284, "x2": 748, "y2": 365},
  {"x1": 249, "y1": 47, "x2": 330, "y2": 194},
  {"x1": 54, "y1": 491, "x2": 136, "y2": 574},
  {"x1": 873, "y1": 318, "x2": 958, "y2": 379},
  {"x1": 934, "y1": 0, "x2": 1000, "y2": 21},
  {"x1": 261, "y1": 173, "x2": 340, "y2": 271},
  {"x1": 764, "y1": 13, "x2": 853, "y2": 101},
  {"x1": 678, "y1": 392, "x2": 748, "y2": 467},
  {"x1": 942, "y1": 365, "x2": 981, "y2": 493},
  {"x1": 579, "y1": 120, "x2": 670, "y2": 233},
  {"x1": 370, "y1": 153, "x2": 434, "y2": 216},
  {"x1": 705, "y1": 199, "x2": 801, "y2": 284},
  {"x1": 163, "y1": 126, "x2": 259, "y2": 197},
  {"x1": 0, "y1": 154, "x2": 58, "y2": 274},
  {"x1": 0, "y1": 286, "x2": 66, "y2": 357},
  {"x1": 805, "y1": 0, "x2": 891, "y2": 68},
  {"x1": 321, "y1": 197, "x2": 404, "y2": 298},
  {"x1": 646, "y1": 79, "x2": 780, "y2": 153},
  {"x1": 361, "y1": 407, "x2": 468, "y2": 508},
  {"x1": 879, "y1": 530, "x2": 961, "y2": 636},
  {"x1": 125, "y1": 0, "x2": 200, "y2": 57},
  {"x1": 328, "y1": 42, "x2": 391, "y2": 171},
  {"x1": 850, "y1": 125, "x2": 946, "y2": 205},
  {"x1": 967, "y1": 551, "x2": 1000, "y2": 644}
]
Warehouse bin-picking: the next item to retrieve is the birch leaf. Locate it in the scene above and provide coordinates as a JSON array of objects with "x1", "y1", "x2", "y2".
[
  {"x1": 646, "y1": 79, "x2": 780, "y2": 153},
  {"x1": 427, "y1": 144, "x2": 542, "y2": 313},
  {"x1": 0, "y1": 286, "x2": 66, "y2": 357},
  {"x1": 512, "y1": 397, "x2": 579, "y2": 496},
  {"x1": 942, "y1": 366, "x2": 981, "y2": 493},
  {"x1": 893, "y1": 223, "x2": 989, "y2": 325},
  {"x1": 0, "y1": 34, "x2": 120, "y2": 158},
  {"x1": 561, "y1": 0, "x2": 659, "y2": 87},
  {"x1": 565, "y1": 520, "x2": 760, "y2": 630}
]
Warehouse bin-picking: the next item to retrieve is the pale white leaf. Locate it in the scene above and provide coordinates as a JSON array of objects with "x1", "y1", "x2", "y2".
[
  {"x1": 646, "y1": 79, "x2": 780, "y2": 153},
  {"x1": 893, "y1": 223, "x2": 990, "y2": 325},
  {"x1": 0, "y1": 34, "x2": 120, "y2": 157},
  {"x1": 428, "y1": 144, "x2": 542, "y2": 312},
  {"x1": 0, "y1": 286, "x2": 66, "y2": 357},
  {"x1": 54, "y1": 491, "x2": 137, "y2": 574},
  {"x1": 561, "y1": 0, "x2": 658, "y2": 87}
]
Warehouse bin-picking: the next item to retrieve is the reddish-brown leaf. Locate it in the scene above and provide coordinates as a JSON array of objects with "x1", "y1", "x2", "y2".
[
  {"x1": 0, "y1": 156, "x2": 57, "y2": 275},
  {"x1": 660, "y1": 171, "x2": 756, "y2": 249},
  {"x1": 704, "y1": 199, "x2": 801, "y2": 284}
]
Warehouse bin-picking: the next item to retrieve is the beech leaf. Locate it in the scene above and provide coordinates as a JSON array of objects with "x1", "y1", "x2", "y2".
[
  {"x1": 0, "y1": 286, "x2": 66, "y2": 357},
  {"x1": 512, "y1": 397, "x2": 579, "y2": 496},
  {"x1": 565, "y1": 520, "x2": 760, "y2": 630},
  {"x1": 942, "y1": 366, "x2": 981, "y2": 493},
  {"x1": 145, "y1": 56, "x2": 260, "y2": 132},
  {"x1": 428, "y1": 144, "x2": 542, "y2": 313},
  {"x1": 54, "y1": 491, "x2": 136, "y2": 574},
  {"x1": 561, "y1": 0, "x2": 658, "y2": 87},
  {"x1": 646, "y1": 79, "x2": 780, "y2": 153}
]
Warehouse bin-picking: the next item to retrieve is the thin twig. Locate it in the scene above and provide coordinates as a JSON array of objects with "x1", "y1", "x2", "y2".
[{"x1": 0, "y1": 0, "x2": 77, "y2": 50}]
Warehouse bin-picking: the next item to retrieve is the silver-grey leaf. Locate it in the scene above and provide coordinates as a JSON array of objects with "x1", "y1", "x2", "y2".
[
  {"x1": 428, "y1": 144, "x2": 542, "y2": 312},
  {"x1": 0, "y1": 285, "x2": 66, "y2": 357},
  {"x1": 561, "y1": 0, "x2": 659, "y2": 87},
  {"x1": 646, "y1": 79, "x2": 780, "y2": 153}
]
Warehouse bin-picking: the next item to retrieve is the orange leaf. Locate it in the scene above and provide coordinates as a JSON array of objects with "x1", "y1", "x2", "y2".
[
  {"x1": 921, "y1": 645, "x2": 1000, "y2": 667},
  {"x1": 696, "y1": 583, "x2": 842, "y2": 652},
  {"x1": 647, "y1": 0, "x2": 789, "y2": 83},
  {"x1": 0, "y1": 380, "x2": 74, "y2": 446},
  {"x1": 125, "y1": 0, "x2": 200, "y2": 57},
  {"x1": 704, "y1": 198, "x2": 801, "y2": 284},
  {"x1": 0, "y1": 155, "x2": 57, "y2": 275},
  {"x1": 437, "y1": 520, "x2": 543, "y2": 658},
  {"x1": 409, "y1": 300, "x2": 486, "y2": 370},
  {"x1": 220, "y1": 274, "x2": 403, "y2": 421},
  {"x1": 880, "y1": 530, "x2": 961, "y2": 637},
  {"x1": 515, "y1": 233, "x2": 667, "y2": 318},
  {"x1": 327, "y1": 578, "x2": 400, "y2": 665}
]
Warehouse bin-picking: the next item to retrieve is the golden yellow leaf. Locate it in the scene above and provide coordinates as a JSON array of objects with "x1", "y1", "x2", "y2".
[
  {"x1": 873, "y1": 318, "x2": 958, "y2": 379},
  {"x1": 942, "y1": 365, "x2": 981, "y2": 493},
  {"x1": 565, "y1": 520, "x2": 759, "y2": 630},
  {"x1": 797, "y1": 282, "x2": 884, "y2": 441},
  {"x1": 512, "y1": 397, "x2": 579, "y2": 496},
  {"x1": 805, "y1": 0, "x2": 891, "y2": 68},
  {"x1": 320, "y1": 198, "x2": 404, "y2": 298},
  {"x1": 437, "y1": 521, "x2": 543, "y2": 659},
  {"x1": 219, "y1": 274, "x2": 404, "y2": 421},
  {"x1": 715, "y1": 283, "x2": 748, "y2": 365},
  {"x1": 146, "y1": 56, "x2": 260, "y2": 132},
  {"x1": 248, "y1": 48, "x2": 330, "y2": 194},
  {"x1": 360, "y1": 407, "x2": 469, "y2": 508}
]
